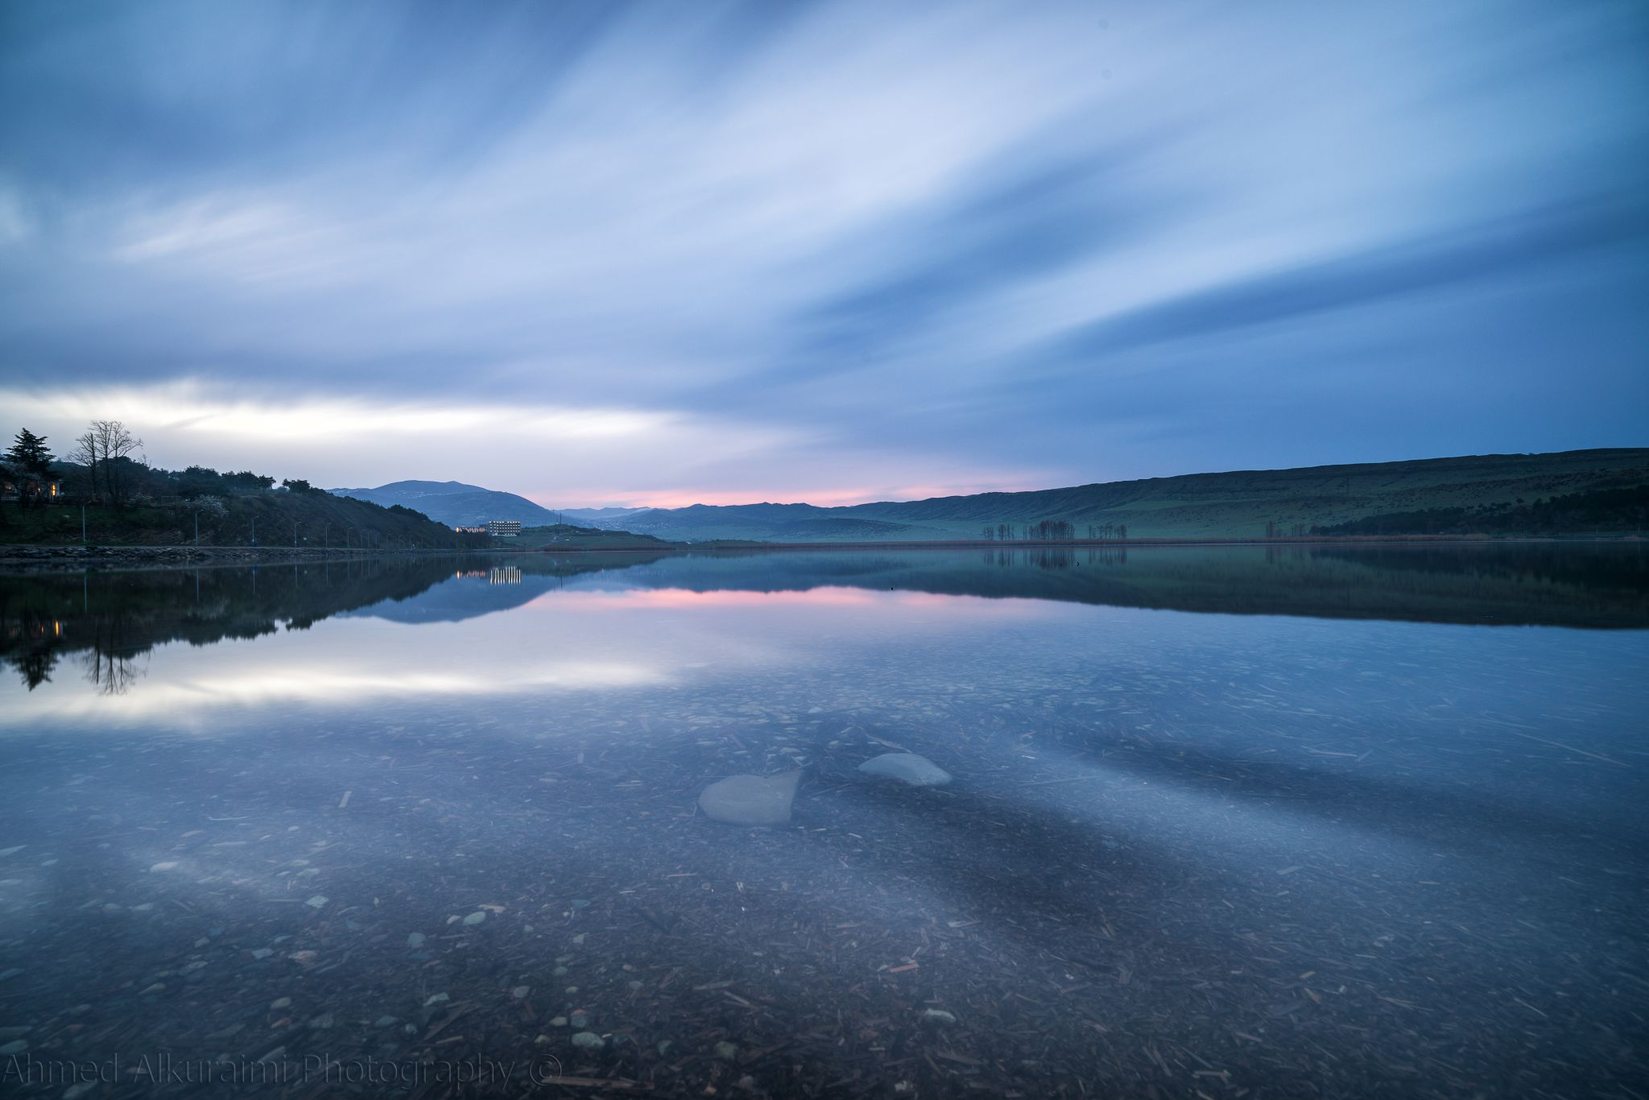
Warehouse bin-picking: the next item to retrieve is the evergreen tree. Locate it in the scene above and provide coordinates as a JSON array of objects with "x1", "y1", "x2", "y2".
[{"x1": 5, "y1": 429, "x2": 55, "y2": 507}]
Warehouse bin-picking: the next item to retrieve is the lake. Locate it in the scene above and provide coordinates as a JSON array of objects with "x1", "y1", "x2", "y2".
[{"x1": 1, "y1": 544, "x2": 1646, "y2": 1097}]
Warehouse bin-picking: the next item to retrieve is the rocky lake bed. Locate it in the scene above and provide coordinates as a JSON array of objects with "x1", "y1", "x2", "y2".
[{"x1": 1, "y1": 545, "x2": 1645, "y2": 1097}]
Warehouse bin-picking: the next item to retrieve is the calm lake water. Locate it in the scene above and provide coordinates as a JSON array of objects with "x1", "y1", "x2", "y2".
[{"x1": 1, "y1": 545, "x2": 1646, "y2": 1098}]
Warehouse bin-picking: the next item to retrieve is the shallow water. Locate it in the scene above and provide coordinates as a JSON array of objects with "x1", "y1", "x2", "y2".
[{"x1": 1, "y1": 545, "x2": 1646, "y2": 1097}]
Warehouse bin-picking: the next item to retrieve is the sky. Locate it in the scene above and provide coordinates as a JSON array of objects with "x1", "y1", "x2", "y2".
[{"x1": 1, "y1": 0, "x2": 1645, "y2": 508}]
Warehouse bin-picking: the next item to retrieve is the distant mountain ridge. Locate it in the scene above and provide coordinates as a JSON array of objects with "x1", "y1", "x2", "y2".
[
  {"x1": 336, "y1": 449, "x2": 1649, "y2": 540},
  {"x1": 329, "y1": 480, "x2": 587, "y2": 528},
  {"x1": 560, "y1": 449, "x2": 1646, "y2": 540}
]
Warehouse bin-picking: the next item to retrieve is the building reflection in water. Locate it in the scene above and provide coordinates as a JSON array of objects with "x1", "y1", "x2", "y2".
[{"x1": 452, "y1": 567, "x2": 521, "y2": 585}]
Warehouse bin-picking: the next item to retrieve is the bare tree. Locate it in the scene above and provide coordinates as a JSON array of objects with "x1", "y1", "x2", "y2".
[
  {"x1": 88, "y1": 420, "x2": 143, "y2": 506},
  {"x1": 67, "y1": 430, "x2": 99, "y2": 501}
]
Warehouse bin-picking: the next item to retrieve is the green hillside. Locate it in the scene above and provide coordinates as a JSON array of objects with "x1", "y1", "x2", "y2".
[
  {"x1": 506, "y1": 523, "x2": 677, "y2": 550},
  {"x1": 858, "y1": 448, "x2": 1649, "y2": 537},
  {"x1": 600, "y1": 449, "x2": 1649, "y2": 541}
]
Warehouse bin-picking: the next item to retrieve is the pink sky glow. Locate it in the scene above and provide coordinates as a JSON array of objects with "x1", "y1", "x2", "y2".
[{"x1": 523, "y1": 480, "x2": 1051, "y2": 510}]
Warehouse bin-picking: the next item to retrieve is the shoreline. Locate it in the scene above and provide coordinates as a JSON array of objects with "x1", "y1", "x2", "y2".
[
  {"x1": 0, "y1": 543, "x2": 489, "y2": 574},
  {"x1": 1, "y1": 532, "x2": 1638, "y2": 573},
  {"x1": 653, "y1": 534, "x2": 1640, "y2": 552}
]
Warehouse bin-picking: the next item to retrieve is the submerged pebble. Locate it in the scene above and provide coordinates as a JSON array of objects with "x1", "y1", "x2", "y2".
[
  {"x1": 698, "y1": 770, "x2": 801, "y2": 826},
  {"x1": 857, "y1": 752, "x2": 951, "y2": 787}
]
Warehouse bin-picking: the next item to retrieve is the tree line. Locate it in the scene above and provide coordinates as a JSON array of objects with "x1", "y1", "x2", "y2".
[
  {"x1": 0, "y1": 419, "x2": 490, "y2": 550},
  {"x1": 979, "y1": 520, "x2": 1128, "y2": 541},
  {"x1": 0, "y1": 420, "x2": 148, "y2": 514},
  {"x1": 1, "y1": 419, "x2": 336, "y2": 515}
]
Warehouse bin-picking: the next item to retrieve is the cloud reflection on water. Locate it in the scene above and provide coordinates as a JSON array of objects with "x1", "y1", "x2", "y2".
[{"x1": 0, "y1": 580, "x2": 1063, "y2": 729}]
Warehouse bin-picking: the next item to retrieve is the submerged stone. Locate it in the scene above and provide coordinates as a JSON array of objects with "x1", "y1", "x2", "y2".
[
  {"x1": 697, "y1": 770, "x2": 801, "y2": 826},
  {"x1": 857, "y1": 753, "x2": 951, "y2": 787}
]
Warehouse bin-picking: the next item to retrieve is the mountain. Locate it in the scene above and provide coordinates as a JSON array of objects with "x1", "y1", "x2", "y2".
[
  {"x1": 330, "y1": 480, "x2": 563, "y2": 527},
  {"x1": 569, "y1": 448, "x2": 1649, "y2": 541},
  {"x1": 558, "y1": 506, "x2": 650, "y2": 524},
  {"x1": 334, "y1": 449, "x2": 1648, "y2": 542}
]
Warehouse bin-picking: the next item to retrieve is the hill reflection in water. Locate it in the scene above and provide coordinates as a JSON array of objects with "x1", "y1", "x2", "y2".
[
  {"x1": 0, "y1": 544, "x2": 1644, "y2": 1096},
  {"x1": 5, "y1": 542, "x2": 1643, "y2": 697}
]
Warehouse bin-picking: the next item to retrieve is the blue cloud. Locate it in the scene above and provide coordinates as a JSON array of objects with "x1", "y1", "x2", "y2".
[
  {"x1": 0, "y1": 0, "x2": 1644, "y2": 500},
  {"x1": 1050, "y1": 190, "x2": 1649, "y2": 363},
  {"x1": 786, "y1": 137, "x2": 1183, "y2": 375}
]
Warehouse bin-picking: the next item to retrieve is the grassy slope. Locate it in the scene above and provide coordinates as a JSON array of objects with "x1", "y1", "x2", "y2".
[
  {"x1": 854, "y1": 448, "x2": 1649, "y2": 537},
  {"x1": 607, "y1": 448, "x2": 1649, "y2": 540},
  {"x1": 504, "y1": 523, "x2": 677, "y2": 550}
]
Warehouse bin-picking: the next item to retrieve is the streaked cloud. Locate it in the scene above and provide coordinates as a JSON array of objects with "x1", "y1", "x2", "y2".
[
  {"x1": 1, "y1": 0, "x2": 1643, "y2": 503},
  {"x1": 0, "y1": 380, "x2": 1039, "y2": 505}
]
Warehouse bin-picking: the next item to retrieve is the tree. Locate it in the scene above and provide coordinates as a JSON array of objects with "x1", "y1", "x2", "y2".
[
  {"x1": 85, "y1": 420, "x2": 143, "y2": 506},
  {"x1": 67, "y1": 430, "x2": 99, "y2": 501},
  {"x1": 5, "y1": 429, "x2": 55, "y2": 507}
]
